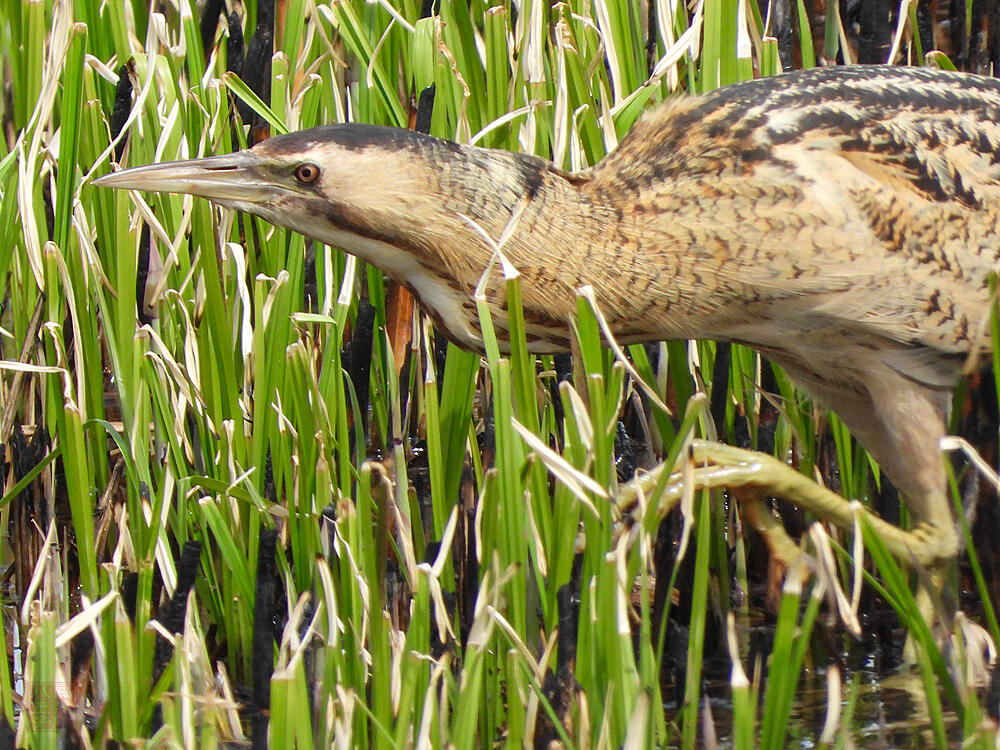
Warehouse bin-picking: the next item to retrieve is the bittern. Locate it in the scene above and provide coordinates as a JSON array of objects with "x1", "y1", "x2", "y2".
[{"x1": 97, "y1": 64, "x2": 1000, "y2": 591}]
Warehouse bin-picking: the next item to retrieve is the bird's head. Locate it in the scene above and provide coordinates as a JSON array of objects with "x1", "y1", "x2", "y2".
[{"x1": 96, "y1": 125, "x2": 466, "y2": 258}]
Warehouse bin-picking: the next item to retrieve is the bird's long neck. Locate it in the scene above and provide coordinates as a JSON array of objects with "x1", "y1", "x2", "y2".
[
  {"x1": 324, "y1": 138, "x2": 609, "y2": 351},
  {"x1": 425, "y1": 146, "x2": 699, "y2": 351},
  {"x1": 425, "y1": 149, "x2": 606, "y2": 350}
]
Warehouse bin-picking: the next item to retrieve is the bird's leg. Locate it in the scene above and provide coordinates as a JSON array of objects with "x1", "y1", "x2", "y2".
[
  {"x1": 617, "y1": 429, "x2": 959, "y2": 661},
  {"x1": 617, "y1": 440, "x2": 951, "y2": 568},
  {"x1": 809, "y1": 368, "x2": 959, "y2": 644},
  {"x1": 735, "y1": 489, "x2": 802, "y2": 611},
  {"x1": 738, "y1": 491, "x2": 801, "y2": 567}
]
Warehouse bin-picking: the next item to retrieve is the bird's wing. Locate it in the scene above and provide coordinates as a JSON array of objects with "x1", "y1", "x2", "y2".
[{"x1": 825, "y1": 112, "x2": 1000, "y2": 210}]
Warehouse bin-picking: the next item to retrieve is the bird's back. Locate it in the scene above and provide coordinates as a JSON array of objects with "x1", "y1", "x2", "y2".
[
  {"x1": 583, "y1": 66, "x2": 1000, "y2": 389},
  {"x1": 600, "y1": 65, "x2": 1000, "y2": 195}
]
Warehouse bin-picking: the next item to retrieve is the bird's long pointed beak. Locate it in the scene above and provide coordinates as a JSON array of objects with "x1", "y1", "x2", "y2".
[{"x1": 94, "y1": 151, "x2": 270, "y2": 203}]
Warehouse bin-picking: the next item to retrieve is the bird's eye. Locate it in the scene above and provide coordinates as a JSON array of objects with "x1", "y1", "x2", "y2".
[{"x1": 294, "y1": 162, "x2": 321, "y2": 184}]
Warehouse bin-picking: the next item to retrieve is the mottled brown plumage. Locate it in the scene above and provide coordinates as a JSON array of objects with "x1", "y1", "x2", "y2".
[{"x1": 97, "y1": 64, "x2": 1000, "y2": 567}]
